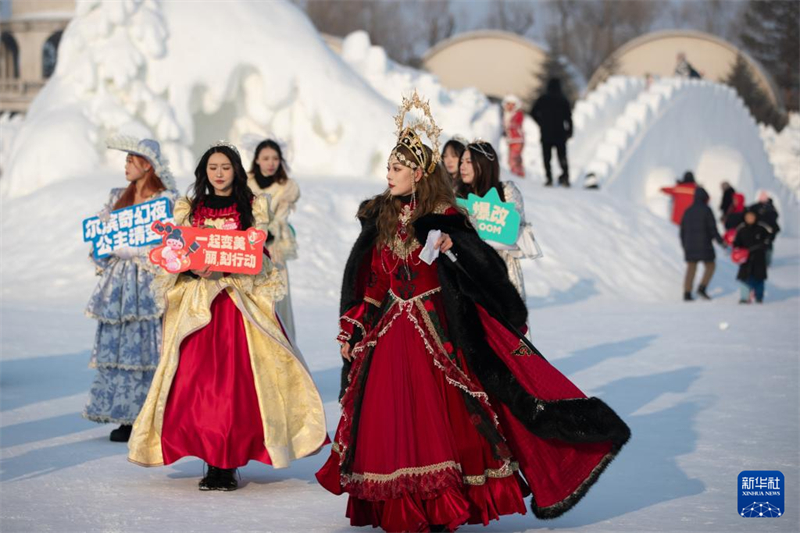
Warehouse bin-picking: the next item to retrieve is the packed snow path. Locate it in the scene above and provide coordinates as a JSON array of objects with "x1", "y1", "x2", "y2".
[{"x1": 2, "y1": 179, "x2": 798, "y2": 532}]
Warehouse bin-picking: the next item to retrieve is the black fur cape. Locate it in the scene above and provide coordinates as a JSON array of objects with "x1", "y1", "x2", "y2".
[{"x1": 337, "y1": 206, "x2": 631, "y2": 519}]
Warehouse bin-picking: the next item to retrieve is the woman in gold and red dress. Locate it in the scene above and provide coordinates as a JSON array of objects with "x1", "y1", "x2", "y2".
[
  {"x1": 129, "y1": 142, "x2": 327, "y2": 492},
  {"x1": 316, "y1": 94, "x2": 630, "y2": 532}
]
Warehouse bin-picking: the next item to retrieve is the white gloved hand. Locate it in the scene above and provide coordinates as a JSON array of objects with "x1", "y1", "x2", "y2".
[{"x1": 97, "y1": 207, "x2": 111, "y2": 223}]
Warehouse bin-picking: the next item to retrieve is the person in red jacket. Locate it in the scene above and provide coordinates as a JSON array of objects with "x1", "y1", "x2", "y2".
[
  {"x1": 723, "y1": 192, "x2": 746, "y2": 246},
  {"x1": 503, "y1": 94, "x2": 525, "y2": 177},
  {"x1": 661, "y1": 171, "x2": 697, "y2": 225}
]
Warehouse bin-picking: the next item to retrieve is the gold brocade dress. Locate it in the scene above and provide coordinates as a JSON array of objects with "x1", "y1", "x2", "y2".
[{"x1": 128, "y1": 194, "x2": 326, "y2": 469}]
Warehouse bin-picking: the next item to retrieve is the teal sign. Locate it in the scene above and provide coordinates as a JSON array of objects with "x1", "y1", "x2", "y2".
[{"x1": 456, "y1": 188, "x2": 520, "y2": 245}]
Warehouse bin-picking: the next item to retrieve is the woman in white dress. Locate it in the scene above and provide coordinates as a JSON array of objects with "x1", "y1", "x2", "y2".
[
  {"x1": 455, "y1": 141, "x2": 541, "y2": 304},
  {"x1": 247, "y1": 139, "x2": 300, "y2": 342}
]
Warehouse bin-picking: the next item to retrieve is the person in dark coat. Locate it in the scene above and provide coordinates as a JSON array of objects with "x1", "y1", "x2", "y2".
[
  {"x1": 723, "y1": 192, "x2": 746, "y2": 231},
  {"x1": 531, "y1": 78, "x2": 572, "y2": 187},
  {"x1": 733, "y1": 209, "x2": 775, "y2": 303},
  {"x1": 680, "y1": 187, "x2": 725, "y2": 301},
  {"x1": 748, "y1": 191, "x2": 780, "y2": 267},
  {"x1": 675, "y1": 52, "x2": 702, "y2": 78},
  {"x1": 719, "y1": 182, "x2": 735, "y2": 221}
]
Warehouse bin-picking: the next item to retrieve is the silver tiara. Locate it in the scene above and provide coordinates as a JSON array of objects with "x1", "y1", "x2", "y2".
[
  {"x1": 467, "y1": 139, "x2": 496, "y2": 162},
  {"x1": 209, "y1": 140, "x2": 240, "y2": 158},
  {"x1": 448, "y1": 134, "x2": 469, "y2": 147}
]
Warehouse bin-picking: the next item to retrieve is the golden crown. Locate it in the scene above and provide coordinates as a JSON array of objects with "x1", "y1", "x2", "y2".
[{"x1": 390, "y1": 91, "x2": 442, "y2": 175}]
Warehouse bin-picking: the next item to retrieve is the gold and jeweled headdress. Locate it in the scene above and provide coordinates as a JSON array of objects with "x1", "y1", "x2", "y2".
[{"x1": 390, "y1": 91, "x2": 442, "y2": 176}]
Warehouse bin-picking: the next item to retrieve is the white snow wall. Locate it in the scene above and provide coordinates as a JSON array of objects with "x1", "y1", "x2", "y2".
[
  {"x1": 570, "y1": 76, "x2": 646, "y2": 179},
  {"x1": 339, "y1": 31, "x2": 502, "y2": 147},
  {"x1": 1, "y1": 0, "x2": 399, "y2": 198},
  {"x1": 585, "y1": 78, "x2": 798, "y2": 235},
  {"x1": 1, "y1": 2, "x2": 507, "y2": 200}
]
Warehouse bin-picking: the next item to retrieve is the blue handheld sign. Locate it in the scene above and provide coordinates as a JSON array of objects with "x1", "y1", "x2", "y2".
[{"x1": 83, "y1": 197, "x2": 173, "y2": 258}]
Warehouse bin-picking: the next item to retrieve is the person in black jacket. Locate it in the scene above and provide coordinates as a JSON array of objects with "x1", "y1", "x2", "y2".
[
  {"x1": 674, "y1": 53, "x2": 702, "y2": 78},
  {"x1": 733, "y1": 209, "x2": 775, "y2": 303},
  {"x1": 748, "y1": 192, "x2": 780, "y2": 267},
  {"x1": 531, "y1": 78, "x2": 572, "y2": 187},
  {"x1": 680, "y1": 187, "x2": 725, "y2": 301},
  {"x1": 719, "y1": 182, "x2": 735, "y2": 221}
]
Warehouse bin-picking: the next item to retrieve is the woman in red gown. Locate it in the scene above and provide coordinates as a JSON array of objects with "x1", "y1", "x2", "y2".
[{"x1": 316, "y1": 94, "x2": 630, "y2": 532}]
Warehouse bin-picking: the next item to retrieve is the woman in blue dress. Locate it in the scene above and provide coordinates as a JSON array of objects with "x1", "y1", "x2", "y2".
[{"x1": 83, "y1": 136, "x2": 178, "y2": 442}]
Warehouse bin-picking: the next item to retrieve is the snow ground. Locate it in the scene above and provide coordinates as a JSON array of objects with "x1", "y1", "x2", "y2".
[
  {"x1": 0, "y1": 3, "x2": 798, "y2": 529},
  {"x1": 1, "y1": 175, "x2": 798, "y2": 532}
]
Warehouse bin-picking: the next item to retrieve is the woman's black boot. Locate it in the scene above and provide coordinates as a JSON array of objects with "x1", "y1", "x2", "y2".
[
  {"x1": 109, "y1": 424, "x2": 132, "y2": 442},
  {"x1": 199, "y1": 465, "x2": 221, "y2": 491},
  {"x1": 215, "y1": 468, "x2": 239, "y2": 491}
]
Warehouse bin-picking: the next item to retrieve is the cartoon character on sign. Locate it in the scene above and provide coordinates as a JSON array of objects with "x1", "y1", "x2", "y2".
[
  {"x1": 246, "y1": 227, "x2": 267, "y2": 251},
  {"x1": 150, "y1": 222, "x2": 197, "y2": 273}
]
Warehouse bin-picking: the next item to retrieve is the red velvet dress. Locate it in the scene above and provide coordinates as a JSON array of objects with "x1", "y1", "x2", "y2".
[
  {"x1": 317, "y1": 208, "x2": 531, "y2": 531},
  {"x1": 160, "y1": 199, "x2": 272, "y2": 469}
]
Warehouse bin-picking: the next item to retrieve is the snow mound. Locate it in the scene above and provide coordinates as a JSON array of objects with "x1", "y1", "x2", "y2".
[
  {"x1": 0, "y1": 0, "x2": 396, "y2": 199},
  {"x1": 339, "y1": 30, "x2": 502, "y2": 146},
  {"x1": 569, "y1": 76, "x2": 646, "y2": 176},
  {"x1": 581, "y1": 78, "x2": 798, "y2": 234},
  {"x1": 761, "y1": 113, "x2": 800, "y2": 201},
  {"x1": 0, "y1": 112, "x2": 25, "y2": 176},
  {"x1": 1, "y1": 4, "x2": 509, "y2": 201}
]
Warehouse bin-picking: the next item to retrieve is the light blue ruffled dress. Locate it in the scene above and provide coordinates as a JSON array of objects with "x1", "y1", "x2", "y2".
[{"x1": 83, "y1": 187, "x2": 178, "y2": 424}]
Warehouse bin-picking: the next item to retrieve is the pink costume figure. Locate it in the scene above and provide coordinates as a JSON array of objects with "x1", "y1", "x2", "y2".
[
  {"x1": 503, "y1": 95, "x2": 525, "y2": 177},
  {"x1": 151, "y1": 226, "x2": 190, "y2": 273},
  {"x1": 161, "y1": 235, "x2": 186, "y2": 272}
]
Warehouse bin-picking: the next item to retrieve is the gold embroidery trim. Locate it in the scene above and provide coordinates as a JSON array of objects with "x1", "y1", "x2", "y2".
[
  {"x1": 351, "y1": 303, "x2": 405, "y2": 355},
  {"x1": 340, "y1": 315, "x2": 366, "y2": 336},
  {"x1": 389, "y1": 286, "x2": 441, "y2": 303},
  {"x1": 462, "y1": 461, "x2": 520, "y2": 486},
  {"x1": 385, "y1": 202, "x2": 450, "y2": 260},
  {"x1": 433, "y1": 202, "x2": 451, "y2": 214},
  {"x1": 387, "y1": 234, "x2": 421, "y2": 260},
  {"x1": 344, "y1": 461, "x2": 461, "y2": 483},
  {"x1": 364, "y1": 296, "x2": 381, "y2": 307},
  {"x1": 333, "y1": 444, "x2": 517, "y2": 487},
  {"x1": 415, "y1": 299, "x2": 450, "y2": 356},
  {"x1": 414, "y1": 300, "x2": 494, "y2": 409}
]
